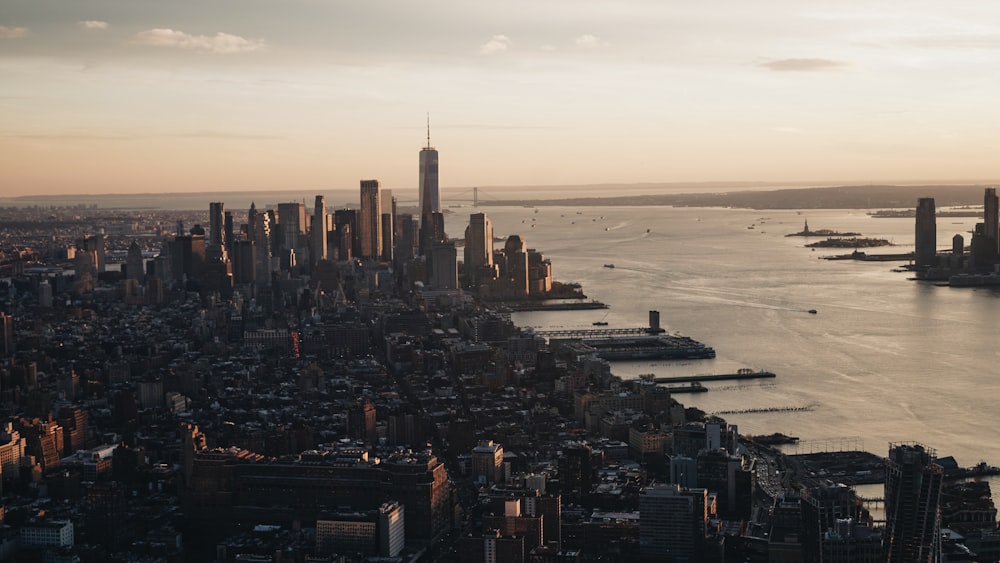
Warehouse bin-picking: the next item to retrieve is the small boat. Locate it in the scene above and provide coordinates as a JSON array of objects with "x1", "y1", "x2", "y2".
[
  {"x1": 808, "y1": 309, "x2": 817, "y2": 314},
  {"x1": 592, "y1": 321, "x2": 609, "y2": 326},
  {"x1": 603, "y1": 264, "x2": 615, "y2": 269}
]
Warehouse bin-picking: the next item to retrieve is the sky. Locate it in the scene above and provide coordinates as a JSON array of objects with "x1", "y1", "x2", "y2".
[{"x1": 3, "y1": 0, "x2": 1000, "y2": 197}]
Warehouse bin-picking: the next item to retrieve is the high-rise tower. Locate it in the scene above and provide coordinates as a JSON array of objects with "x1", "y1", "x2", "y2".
[
  {"x1": 418, "y1": 116, "x2": 440, "y2": 222},
  {"x1": 464, "y1": 212, "x2": 495, "y2": 287},
  {"x1": 914, "y1": 198, "x2": 936, "y2": 271},
  {"x1": 312, "y1": 195, "x2": 327, "y2": 265},
  {"x1": 884, "y1": 443, "x2": 942, "y2": 563},
  {"x1": 359, "y1": 180, "x2": 382, "y2": 259},
  {"x1": 209, "y1": 202, "x2": 224, "y2": 247},
  {"x1": 985, "y1": 187, "x2": 999, "y2": 260}
]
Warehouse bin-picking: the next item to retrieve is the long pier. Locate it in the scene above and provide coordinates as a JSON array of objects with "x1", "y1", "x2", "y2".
[
  {"x1": 534, "y1": 327, "x2": 662, "y2": 339},
  {"x1": 653, "y1": 370, "x2": 775, "y2": 384}
]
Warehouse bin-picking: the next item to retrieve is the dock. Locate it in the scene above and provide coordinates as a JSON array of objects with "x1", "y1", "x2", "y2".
[
  {"x1": 653, "y1": 369, "x2": 775, "y2": 385},
  {"x1": 502, "y1": 300, "x2": 608, "y2": 311}
]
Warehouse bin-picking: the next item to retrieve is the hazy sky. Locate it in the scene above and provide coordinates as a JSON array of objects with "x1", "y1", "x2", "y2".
[{"x1": 3, "y1": 0, "x2": 1000, "y2": 197}]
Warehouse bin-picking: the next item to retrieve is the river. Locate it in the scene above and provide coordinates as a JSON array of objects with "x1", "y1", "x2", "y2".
[{"x1": 479, "y1": 203, "x2": 998, "y2": 471}]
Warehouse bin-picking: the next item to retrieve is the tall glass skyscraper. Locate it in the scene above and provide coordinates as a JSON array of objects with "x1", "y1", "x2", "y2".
[
  {"x1": 914, "y1": 198, "x2": 936, "y2": 271},
  {"x1": 359, "y1": 179, "x2": 382, "y2": 259},
  {"x1": 418, "y1": 121, "x2": 439, "y2": 221},
  {"x1": 884, "y1": 442, "x2": 942, "y2": 563}
]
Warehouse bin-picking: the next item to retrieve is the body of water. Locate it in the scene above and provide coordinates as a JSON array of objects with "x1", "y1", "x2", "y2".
[{"x1": 484, "y1": 204, "x2": 997, "y2": 469}]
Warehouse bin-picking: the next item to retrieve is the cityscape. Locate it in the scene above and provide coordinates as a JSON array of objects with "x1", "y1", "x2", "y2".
[
  {"x1": 5, "y1": 2, "x2": 1000, "y2": 563},
  {"x1": 0, "y1": 125, "x2": 999, "y2": 563}
]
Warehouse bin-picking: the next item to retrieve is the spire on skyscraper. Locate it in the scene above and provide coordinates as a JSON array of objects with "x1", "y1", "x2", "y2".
[{"x1": 426, "y1": 112, "x2": 432, "y2": 149}]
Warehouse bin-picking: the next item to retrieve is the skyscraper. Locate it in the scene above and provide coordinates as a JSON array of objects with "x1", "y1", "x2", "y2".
[
  {"x1": 277, "y1": 202, "x2": 307, "y2": 255},
  {"x1": 428, "y1": 242, "x2": 458, "y2": 289},
  {"x1": 985, "y1": 187, "x2": 998, "y2": 260},
  {"x1": 0, "y1": 312, "x2": 13, "y2": 358},
  {"x1": 359, "y1": 180, "x2": 382, "y2": 259},
  {"x1": 209, "y1": 202, "x2": 224, "y2": 247},
  {"x1": 312, "y1": 195, "x2": 327, "y2": 265},
  {"x1": 915, "y1": 198, "x2": 937, "y2": 271},
  {"x1": 418, "y1": 118, "x2": 440, "y2": 221},
  {"x1": 125, "y1": 240, "x2": 143, "y2": 282},
  {"x1": 884, "y1": 443, "x2": 942, "y2": 563},
  {"x1": 252, "y1": 211, "x2": 272, "y2": 286},
  {"x1": 464, "y1": 212, "x2": 495, "y2": 287}
]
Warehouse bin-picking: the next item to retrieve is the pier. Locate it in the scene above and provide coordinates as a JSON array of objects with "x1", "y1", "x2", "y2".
[
  {"x1": 653, "y1": 369, "x2": 775, "y2": 385},
  {"x1": 504, "y1": 300, "x2": 609, "y2": 312},
  {"x1": 535, "y1": 326, "x2": 661, "y2": 339}
]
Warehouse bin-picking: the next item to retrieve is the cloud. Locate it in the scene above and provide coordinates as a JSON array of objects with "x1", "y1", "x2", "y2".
[
  {"x1": 131, "y1": 28, "x2": 265, "y2": 54},
  {"x1": 0, "y1": 25, "x2": 30, "y2": 39},
  {"x1": 575, "y1": 34, "x2": 607, "y2": 48},
  {"x1": 78, "y1": 21, "x2": 109, "y2": 31},
  {"x1": 480, "y1": 34, "x2": 510, "y2": 55},
  {"x1": 759, "y1": 58, "x2": 847, "y2": 72}
]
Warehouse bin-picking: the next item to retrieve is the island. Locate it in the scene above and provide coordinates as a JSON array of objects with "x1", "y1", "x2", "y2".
[
  {"x1": 805, "y1": 237, "x2": 892, "y2": 248},
  {"x1": 785, "y1": 220, "x2": 860, "y2": 237}
]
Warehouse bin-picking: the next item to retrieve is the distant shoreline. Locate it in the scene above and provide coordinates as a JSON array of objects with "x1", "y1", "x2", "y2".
[{"x1": 1, "y1": 182, "x2": 995, "y2": 211}]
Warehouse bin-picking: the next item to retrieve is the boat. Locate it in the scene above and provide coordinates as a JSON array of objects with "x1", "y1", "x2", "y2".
[
  {"x1": 603, "y1": 264, "x2": 615, "y2": 269},
  {"x1": 808, "y1": 309, "x2": 817, "y2": 314},
  {"x1": 592, "y1": 321, "x2": 609, "y2": 326}
]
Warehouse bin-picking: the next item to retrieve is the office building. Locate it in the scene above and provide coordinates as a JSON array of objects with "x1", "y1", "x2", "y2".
[
  {"x1": 472, "y1": 440, "x2": 505, "y2": 485},
  {"x1": 224, "y1": 210, "x2": 235, "y2": 250},
  {"x1": 316, "y1": 502, "x2": 405, "y2": 557},
  {"x1": 419, "y1": 121, "x2": 440, "y2": 220},
  {"x1": 884, "y1": 443, "x2": 942, "y2": 562},
  {"x1": 986, "y1": 188, "x2": 999, "y2": 260},
  {"x1": 639, "y1": 484, "x2": 705, "y2": 561},
  {"x1": 465, "y1": 212, "x2": 496, "y2": 287},
  {"x1": 429, "y1": 241, "x2": 459, "y2": 289},
  {"x1": 0, "y1": 312, "x2": 12, "y2": 358},
  {"x1": 312, "y1": 195, "x2": 327, "y2": 265},
  {"x1": 359, "y1": 180, "x2": 382, "y2": 259},
  {"x1": 125, "y1": 240, "x2": 145, "y2": 285},
  {"x1": 915, "y1": 198, "x2": 937, "y2": 270},
  {"x1": 231, "y1": 239, "x2": 256, "y2": 285},
  {"x1": 277, "y1": 202, "x2": 307, "y2": 254},
  {"x1": 558, "y1": 443, "x2": 593, "y2": 498},
  {"x1": 171, "y1": 233, "x2": 206, "y2": 284},
  {"x1": 381, "y1": 213, "x2": 395, "y2": 262},
  {"x1": 19, "y1": 519, "x2": 74, "y2": 548},
  {"x1": 209, "y1": 201, "x2": 225, "y2": 247},
  {"x1": 334, "y1": 208, "x2": 358, "y2": 261},
  {"x1": 252, "y1": 211, "x2": 272, "y2": 286}
]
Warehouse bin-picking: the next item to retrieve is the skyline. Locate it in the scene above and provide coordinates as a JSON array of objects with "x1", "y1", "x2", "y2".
[{"x1": 5, "y1": 1, "x2": 1000, "y2": 196}]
